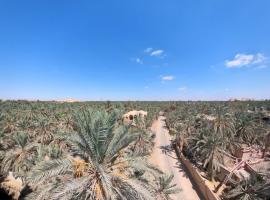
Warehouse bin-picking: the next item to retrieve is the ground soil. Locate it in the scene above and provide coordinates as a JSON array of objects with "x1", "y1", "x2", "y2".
[{"x1": 150, "y1": 116, "x2": 201, "y2": 200}]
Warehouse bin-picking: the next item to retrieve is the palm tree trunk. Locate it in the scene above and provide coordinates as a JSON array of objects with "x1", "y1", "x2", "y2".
[{"x1": 262, "y1": 132, "x2": 270, "y2": 158}]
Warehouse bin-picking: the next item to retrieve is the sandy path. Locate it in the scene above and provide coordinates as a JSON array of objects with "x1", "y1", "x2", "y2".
[{"x1": 150, "y1": 116, "x2": 201, "y2": 200}]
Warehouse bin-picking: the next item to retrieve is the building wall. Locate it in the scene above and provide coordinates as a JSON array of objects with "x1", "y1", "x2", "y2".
[{"x1": 174, "y1": 145, "x2": 220, "y2": 200}]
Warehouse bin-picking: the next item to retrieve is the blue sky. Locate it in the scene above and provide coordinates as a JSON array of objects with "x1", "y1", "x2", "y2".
[{"x1": 0, "y1": 0, "x2": 270, "y2": 100}]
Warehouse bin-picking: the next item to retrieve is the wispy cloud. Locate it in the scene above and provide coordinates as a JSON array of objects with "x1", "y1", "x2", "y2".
[
  {"x1": 161, "y1": 75, "x2": 174, "y2": 81},
  {"x1": 178, "y1": 86, "x2": 187, "y2": 91},
  {"x1": 144, "y1": 47, "x2": 153, "y2": 53},
  {"x1": 144, "y1": 47, "x2": 165, "y2": 57},
  {"x1": 225, "y1": 53, "x2": 267, "y2": 68},
  {"x1": 150, "y1": 50, "x2": 164, "y2": 57},
  {"x1": 135, "y1": 58, "x2": 143, "y2": 64}
]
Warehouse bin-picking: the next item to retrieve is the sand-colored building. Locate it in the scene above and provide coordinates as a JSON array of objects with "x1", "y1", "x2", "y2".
[{"x1": 123, "y1": 110, "x2": 147, "y2": 125}]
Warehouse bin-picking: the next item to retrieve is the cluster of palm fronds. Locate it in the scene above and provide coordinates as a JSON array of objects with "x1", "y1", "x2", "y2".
[
  {"x1": 164, "y1": 101, "x2": 270, "y2": 199},
  {"x1": 0, "y1": 100, "x2": 178, "y2": 200}
]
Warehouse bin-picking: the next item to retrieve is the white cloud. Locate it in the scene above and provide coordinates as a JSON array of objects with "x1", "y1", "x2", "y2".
[
  {"x1": 178, "y1": 87, "x2": 187, "y2": 91},
  {"x1": 144, "y1": 47, "x2": 165, "y2": 57},
  {"x1": 253, "y1": 53, "x2": 267, "y2": 64},
  {"x1": 161, "y1": 75, "x2": 174, "y2": 81},
  {"x1": 151, "y1": 50, "x2": 164, "y2": 57},
  {"x1": 225, "y1": 54, "x2": 254, "y2": 68},
  {"x1": 135, "y1": 58, "x2": 143, "y2": 64},
  {"x1": 225, "y1": 53, "x2": 267, "y2": 68},
  {"x1": 144, "y1": 47, "x2": 153, "y2": 53}
]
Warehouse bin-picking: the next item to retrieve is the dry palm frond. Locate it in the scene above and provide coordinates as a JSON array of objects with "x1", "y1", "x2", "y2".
[
  {"x1": 71, "y1": 156, "x2": 89, "y2": 178},
  {"x1": 0, "y1": 172, "x2": 23, "y2": 200}
]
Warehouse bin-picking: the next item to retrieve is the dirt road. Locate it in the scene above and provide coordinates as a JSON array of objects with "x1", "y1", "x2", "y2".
[{"x1": 150, "y1": 116, "x2": 201, "y2": 200}]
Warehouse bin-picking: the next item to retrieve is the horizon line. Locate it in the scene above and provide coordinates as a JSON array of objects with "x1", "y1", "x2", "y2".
[{"x1": 1, "y1": 98, "x2": 269, "y2": 102}]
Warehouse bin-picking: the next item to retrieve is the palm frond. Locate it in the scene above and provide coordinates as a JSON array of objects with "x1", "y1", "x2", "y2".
[
  {"x1": 28, "y1": 158, "x2": 72, "y2": 184},
  {"x1": 51, "y1": 176, "x2": 89, "y2": 200}
]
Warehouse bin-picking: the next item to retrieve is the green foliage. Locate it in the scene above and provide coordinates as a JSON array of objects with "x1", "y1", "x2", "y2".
[
  {"x1": 157, "y1": 174, "x2": 182, "y2": 200},
  {"x1": 0, "y1": 100, "x2": 270, "y2": 199},
  {"x1": 1, "y1": 132, "x2": 37, "y2": 174},
  {"x1": 27, "y1": 109, "x2": 156, "y2": 200},
  {"x1": 223, "y1": 175, "x2": 270, "y2": 200},
  {"x1": 163, "y1": 101, "x2": 270, "y2": 193}
]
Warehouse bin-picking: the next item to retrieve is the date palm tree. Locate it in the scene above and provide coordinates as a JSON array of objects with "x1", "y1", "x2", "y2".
[
  {"x1": 34, "y1": 118, "x2": 55, "y2": 144},
  {"x1": 213, "y1": 106, "x2": 235, "y2": 150},
  {"x1": 224, "y1": 175, "x2": 270, "y2": 200},
  {"x1": 156, "y1": 174, "x2": 181, "y2": 200},
  {"x1": 233, "y1": 112, "x2": 256, "y2": 145},
  {"x1": 27, "y1": 109, "x2": 155, "y2": 200},
  {"x1": 1, "y1": 132, "x2": 36, "y2": 174},
  {"x1": 131, "y1": 117, "x2": 154, "y2": 156},
  {"x1": 191, "y1": 128, "x2": 224, "y2": 181}
]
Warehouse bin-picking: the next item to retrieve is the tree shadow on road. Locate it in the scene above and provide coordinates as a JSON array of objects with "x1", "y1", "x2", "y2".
[
  {"x1": 173, "y1": 158, "x2": 206, "y2": 200},
  {"x1": 159, "y1": 145, "x2": 178, "y2": 159},
  {"x1": 173, "y1": 160, "x2": 189, "y2": 178}
]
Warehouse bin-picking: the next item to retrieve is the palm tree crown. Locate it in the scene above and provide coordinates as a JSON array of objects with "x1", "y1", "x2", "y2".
[{"x1": 27, "y1": 109, "x2": 155, "y2": 200}]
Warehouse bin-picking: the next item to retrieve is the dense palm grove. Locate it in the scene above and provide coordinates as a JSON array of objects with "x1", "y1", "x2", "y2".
[
  {"x1": 164, "y1": 101, "x2": 270, "y2": 200},
  {"x1": 0, "y1": 100, "x2": 270, "y2": 199},
  {"x1": 0, "y1": 100, "x2": 174, "y2": 200}
]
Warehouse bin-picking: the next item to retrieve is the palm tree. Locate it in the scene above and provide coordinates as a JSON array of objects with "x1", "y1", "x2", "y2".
[
  {"x1": 233, "y1": 112, "x2": 256, "y2": 145},
  {"x1": 224, "y1": 175, "x2": 270, "y2": 200},
  {"x1": 156, "y1": 174, "x2": 181, "y2": 200},
  {"x1": 27, "y1": 109, "x2": 156, "y2": 200},
  {"x1": 1, "y1": 132, "x2": 36, "y2": 174},
  {"x1": 172, "y1": 114, "x2": 196, "y2": 153},
  {"x1": 34, "y1": 117, "x2": 55, "y2": 144},
  {"x1": 191, "y1": 128, "x2": 224, "y2": 181},
  {"x1": 2, "y1": 114, "x2": 17, "y2": 134},
  {"x1": 131, "y1": 117, "x2": 154, "y2": 156},
  {"x1": 262, "y1": 132, "x2": 270, "y2": 158},
  {"x1": 34, "y1": 143, "x2": 63, "y2": 164},
  {"x1": 213, "y1": 106, "x2": 235, "y2": 150}
]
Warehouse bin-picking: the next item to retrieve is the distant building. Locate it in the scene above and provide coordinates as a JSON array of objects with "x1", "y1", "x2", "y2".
[{"x1": 123, "y1": 110, "x2": 147, "y2": 126}]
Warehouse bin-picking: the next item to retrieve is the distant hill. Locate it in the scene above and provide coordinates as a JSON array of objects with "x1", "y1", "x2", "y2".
[{"x1": 58, "y1": 98, "x2": 80, "y2": 103}]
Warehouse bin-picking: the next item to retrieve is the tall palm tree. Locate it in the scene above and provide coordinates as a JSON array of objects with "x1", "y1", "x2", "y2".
[
  {"x1": 191, "y1": 128, "x2": 224, "y2": 181},
  {"x1": 262, "y1": 132, "x2": 270, "y2": 158},
  {"x1": 213, "y1": 106, "x2": 235, "y2": 150},
  {"x1": 233, "y1": 112, "x2": 256, "y2": 145},
  {"x1": 27, "y1": 109, "x2": 156, "y2": 200}
]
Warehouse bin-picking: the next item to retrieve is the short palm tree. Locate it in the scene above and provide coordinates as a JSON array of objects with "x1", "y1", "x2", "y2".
[
  {"x1": 1, "y1": 132, "x2": 36, "y2": 174},
  {"x1": 34, "y1": 143, "x2": 62, "y2": 164},
  {"x1": 2, "y1": 114, "x2": 17, "y2": 134},
  {"x1": 224, "y1": 175, "x2": 270, "y2": 200},
  {"x1": 156, "y1": 174, "x2": 181, "y2": 200},
  {"x1": 27, "y1": 109, "x2": 155, "y2": 200},
  {"x1": 131, "y1": 117, "x2": 154, "y2": 156},
  {"x1": 35, "y1": 118, "x2": 54, "y2": 144}
]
